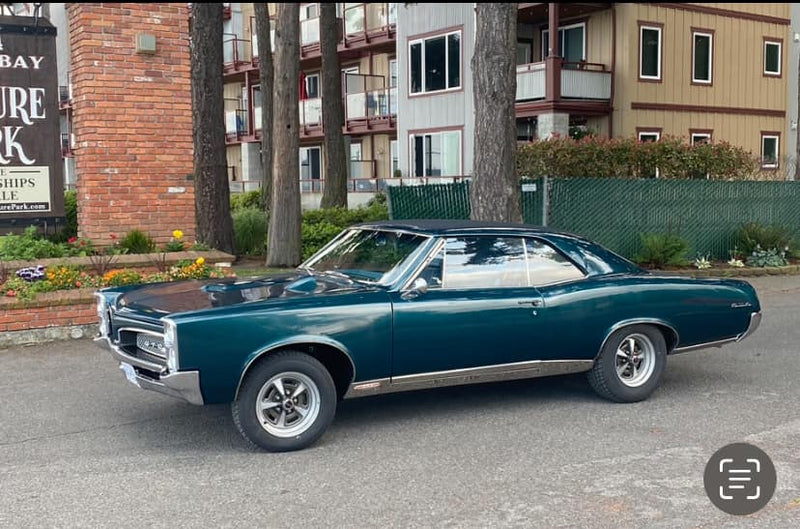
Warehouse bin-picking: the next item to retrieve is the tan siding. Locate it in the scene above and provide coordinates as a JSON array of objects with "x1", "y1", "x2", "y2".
[
  {"x1": 226, "y1": 144, "x2": 243, "y2": 181},
  {"x1": 585, "y1": 10, "x2": 613, "y2": 67},
  {"x1": 372, "y1": 134, "x2": 392, "y2": 178},
  {"x1": 692, "y1": 3, "x2": 789, "y2": 19}
]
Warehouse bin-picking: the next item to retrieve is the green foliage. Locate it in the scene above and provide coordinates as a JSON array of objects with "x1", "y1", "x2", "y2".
[
  {"x1": 0, "y1": 226, "x2": 66, "y2": 261},
  {"x1": 0, "y1": 276, "x2": 54, "y2": 300},
  {"x1": 48, "y1": 191, "x2": 79, "y2": 243},
  {"x1": 516, "y1": 135, "x2": 760, "y2": 180},
  {"x1": 634, "y1": 233, "x2": 690, "y2": 268},
  {"x1": 103, "y1": 269, "x2": 143, "y2": 287},
  {"x1": 120, "y1": 229, "x2": 157, "y2": 254},
  {"x1": 190, "y1": 241, "x2": 211, "y2": 251},
  {"x1": 746, "y1": 246, "x2": 788, "y2": 267},
  {"x1": 735, "y1": 222, "x2": 793, "y2": 255},
  {"x1": 230, "y1": 190, "x2": 264, "y2": 212},
  {"x1": 233, "y1": 207, "x2": 269, "y2": 256},
  {"x1": 301, "y1": 201, "x2": 390, "y2": 260}
]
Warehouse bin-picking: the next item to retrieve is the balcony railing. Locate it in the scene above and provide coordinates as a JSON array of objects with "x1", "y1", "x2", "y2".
[
  {"x1": 343, "y1": 3, "x2": 397, "y2": 36},
  {"x1": 225, "y1": 109, "x2": 250, "y2": 140},
  {"x1": 345, "y1": 87, "x2": 397, "y2": 120},
  {"x1": 300, "y1": 98, "x2": 323, "y2": 126},
  {"x1": 230, "y1": 179, "x2": 263, "y2": 193},
  {"x1": 301, "y1": 17, "x2": 320, "y2": 46},
  {"x1": 349, "y1": 160, "x2": 376, "y2": 180},
  {"x1": 223, "y1": 34, "x2": 250, "y2": 65},
  {"x1": 298, "y1": 175, "x2": 469, "y2": 194},
  {"x1": 516, "y1": 61, "x2": 612, "y2": 101}
]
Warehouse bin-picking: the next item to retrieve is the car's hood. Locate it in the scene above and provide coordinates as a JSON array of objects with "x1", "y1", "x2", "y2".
[{"x1": 117, "y1": 272, "x2": 374, "y2": 316}]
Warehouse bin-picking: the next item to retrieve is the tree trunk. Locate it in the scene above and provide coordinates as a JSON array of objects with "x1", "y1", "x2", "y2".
[
  {"x1": 190, "y1": 3, "x2": 235, "y2": 253},
  {"x1": 254, "y1": 3, "x2": 274, "y2": 209},
  {"x1": 470, "y1": 3, "x2": 522, "y2": 223},
  {"x1": 319, "y1": 2, "x2": 348, "y2": 208},
  {"x1": 266, "y1": 3, "x2": 302, "y2": 267}
]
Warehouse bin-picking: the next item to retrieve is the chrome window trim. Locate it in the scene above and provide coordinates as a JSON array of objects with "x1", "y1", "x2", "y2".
[{"x1": 399, "y1": 237, "x2": 445, "y2": 291}]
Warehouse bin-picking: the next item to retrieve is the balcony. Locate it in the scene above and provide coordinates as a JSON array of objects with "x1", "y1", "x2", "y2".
[
  {"x1": 223, "y1": 34, "x2": 253, "y2": 76},
  {"x1": 225, "y1": 109, "x2": 250, "y2": 144},
  {"x1": 222, "y1": 2, "x2": 231, "y2": 20},
  {"x1": 344, "y1": 73, "x2": 397, "y2": 133},
  {"x1": 300, "y1": 3, "x2": 397, "y2": 63},
  {"x1": 515, "y1": 61, "x2": 612, "y2": 117},
  {"x1": 299, "y1": 175, "x2": 469, "y2": 194}
]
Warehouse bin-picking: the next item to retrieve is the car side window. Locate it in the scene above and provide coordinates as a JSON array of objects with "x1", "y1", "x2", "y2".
[
  {"x1": 417, "y1": 247, "x2": 444, "y2": 288},
  {"x1": 525, "y1": 238, "x2": 585, "y2": 286},
  {"x1": 440, "y1": 236, "x2": 528, "y2": 289}
]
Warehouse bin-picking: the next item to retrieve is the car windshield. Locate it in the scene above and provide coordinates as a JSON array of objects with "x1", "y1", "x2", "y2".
[{"x1": 300, "y1": 228, "x2": 430, "y2": 286}]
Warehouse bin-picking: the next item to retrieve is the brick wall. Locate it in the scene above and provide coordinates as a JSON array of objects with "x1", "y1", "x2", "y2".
[
  {"x1": 0, "y1": 291, "x2": 97, "y2": 332},
  {"x1": 68, "y1": 3, "x2": 195, "y2": 244}
]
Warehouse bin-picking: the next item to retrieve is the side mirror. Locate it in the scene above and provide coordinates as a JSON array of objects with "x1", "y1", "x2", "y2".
[{"x1": 401, "y1": 277, "x2": 428, "y2": 300}]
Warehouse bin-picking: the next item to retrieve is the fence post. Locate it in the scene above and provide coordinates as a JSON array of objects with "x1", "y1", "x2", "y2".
[{"x1": 542, "y1": 175, "x2": 549, "y2": 226}]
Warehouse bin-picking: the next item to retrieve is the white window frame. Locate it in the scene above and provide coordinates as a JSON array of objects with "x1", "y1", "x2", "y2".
[
  {"x1": 409, "y1": 130, "x2": 462, "y2": 177},
  {"x1": 690, "y1": 132, "x2": 711, "y2": 145},
  {"x1": 389, "y1": 59, "x2": 398, "y2": 88},
  {"x1": 639, "y1": 25, "x2": 662, "y2": 80},
  {"x1": 408, "y1": 30, "x2": 462, "y2": 96},
  {"x1": 761, "y1": 134, "x2": 779, "y2": 169},
  {"x1": 764, "y1": 40, "x2": 781, "y2": 76},
  {"x1": 390, "y1": 139, "x2": 399, "y2": 176},
  {"x1": 305, "y1": 72, "x2": 320, "y2": 99},
  {"x1": 299, "y1": 146, "x2": 323, "y2": 180},
  {"x1": 540, "y1": 22, "x2": 587, "y2": 61},
  {"x1": 638, "y1": 131, "x2": 661, "y2": 178},
  {"x1": 692, "y1": 31, "x2": 713, "y2": 84}
]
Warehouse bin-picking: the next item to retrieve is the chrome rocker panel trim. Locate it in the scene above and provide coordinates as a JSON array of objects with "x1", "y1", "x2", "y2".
[
  {"x1": 672, "y1": 311, "x2": 762, "y2": 354},
  {"x1": 343, "y1": 359, "x2": 594, "y2": 399},
  {"x1": 95, "y1": 336, "x2": 204, "y2": 405}
]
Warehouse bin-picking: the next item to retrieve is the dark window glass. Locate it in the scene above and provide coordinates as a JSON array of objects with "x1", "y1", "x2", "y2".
[
  {"x1": 641, "y1": 28, "x2": 660, "y2": 78},
  {"x1": 447, "y1": 33, "x2": 460, "y2": 88},
  {"x1": 443, "y1": 237, "x2": 527, "y2": 289},
  {"x1": 762, "y1": 136, "x2": 778, "y2": 166},
  {"x1": 765, "y1": 42, "x2": 780, "y2": 74},
  {"x1": 424, "y1": 36, "x2": 446, "y2": 92},
  {"x1": 413, "y1": 135, "x2": 424, "y2": 176},
  {"x1": 525, "y1": 239, "x2": 584, "y2": 286},
  {"x1": 410, "y1": 42, "x2": 422, "y2": 93},
  {"x1": 562, "y1": 26, "x2": 584, "y2": 62},
  {"x1": 693, "y1": 34, "x2": 711, "y2": 81}
]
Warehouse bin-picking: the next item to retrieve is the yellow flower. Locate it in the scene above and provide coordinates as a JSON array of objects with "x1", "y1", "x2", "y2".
[
  {"x1": 195, "y1": 257, "x2": 205, "y2": 266},
  {"x1": 172, "y1": 229, "x2": 184, "y2": 240}
]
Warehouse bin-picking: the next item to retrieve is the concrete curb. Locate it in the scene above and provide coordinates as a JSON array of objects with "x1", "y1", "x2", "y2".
[
  {"x1": 0, "y1": 324, "x2": 98, "y2": 349},
  {"x1": 650, "y1": 264, "x2": 800, "y2": 278}
]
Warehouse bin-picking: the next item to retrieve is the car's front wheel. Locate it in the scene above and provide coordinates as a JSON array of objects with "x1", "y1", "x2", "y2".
[
  {"x1": 232, "y1": 351, "x2": 337, "y2": 452},
  {"x1": 588, "y1": 324, "x2": 667, "y2": 403}
]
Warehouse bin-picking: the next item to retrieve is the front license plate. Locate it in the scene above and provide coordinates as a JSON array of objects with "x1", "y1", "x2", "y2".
[{"x1": 120, "y1": 362, "x2": 141, "y2": 388}]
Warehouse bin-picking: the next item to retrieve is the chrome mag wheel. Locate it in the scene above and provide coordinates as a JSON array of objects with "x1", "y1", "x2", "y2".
[
  {"x1": 614, "y1": 333, "x2": 656, "y2": 388},
  {"x1": 256, "y1": 371, "x2": 321, "y2": 438}
]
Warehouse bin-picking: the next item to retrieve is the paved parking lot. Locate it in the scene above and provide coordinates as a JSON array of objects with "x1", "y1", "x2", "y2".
[{"x1": 1, "y1": 275, "x2": 799, "y2": 528}]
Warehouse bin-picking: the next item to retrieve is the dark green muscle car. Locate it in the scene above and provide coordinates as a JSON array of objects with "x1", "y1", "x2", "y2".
[{"x1": 95, "y1": 220, "x2": 762, "y2": 451}]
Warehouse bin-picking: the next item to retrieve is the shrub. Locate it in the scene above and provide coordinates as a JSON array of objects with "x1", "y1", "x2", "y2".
[
  {"x1": 735, "y1": 222, "x2": 793, "y2": 255},
  {"x1": 635, "y1": 233, "x2": 690, "y2": 268},
  {"x1": 230, "y1": 190, "x2": 263, "y2": 212},
  {"x1": 233, "y1": 207, "x2": 269, "y2": 256},
  {"x1": 120, "y1": 229, "x2": 157, "y2": 254},
  {"x1": 0, "y1": 226, "x2": 66, "y2": 261},
  {"x1": 516, "y1": 135, "x2": 760, "y2": 180},
  {"x1": 746, "y1": 246, "x2": 788, "y2": 267},
  {"x1": 49, "y1": 191, "x2": 78, "y2": 243}
]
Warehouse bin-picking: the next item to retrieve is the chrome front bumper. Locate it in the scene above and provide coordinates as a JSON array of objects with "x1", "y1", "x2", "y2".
[{"x1": 95, "y1": 336, "x2": 204, "y2": 405}]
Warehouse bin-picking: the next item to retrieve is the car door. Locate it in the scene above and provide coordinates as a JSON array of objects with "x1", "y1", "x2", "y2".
[{"x1": 390, "y1": 235, "x2": 546, "y2": 377}]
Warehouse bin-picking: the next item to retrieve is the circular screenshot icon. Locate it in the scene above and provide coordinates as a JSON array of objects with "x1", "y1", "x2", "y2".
[{"x1": 704, "y1": 442, "x2": 777, "y2": 516}]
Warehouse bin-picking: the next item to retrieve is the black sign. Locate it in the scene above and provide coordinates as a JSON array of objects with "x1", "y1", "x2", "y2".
[{"x1": 0, "y1": 15, "x2": 65, "y2": 221}]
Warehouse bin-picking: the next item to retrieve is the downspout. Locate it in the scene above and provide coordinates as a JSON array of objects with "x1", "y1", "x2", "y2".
[{"x1": 609, "y1": 3, "x2": 616, "y2": 138}]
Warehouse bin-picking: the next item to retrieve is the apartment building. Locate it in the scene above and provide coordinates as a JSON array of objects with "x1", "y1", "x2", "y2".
[{"x1": 223, "y1": 2, "x2": 399, "y2": 208}]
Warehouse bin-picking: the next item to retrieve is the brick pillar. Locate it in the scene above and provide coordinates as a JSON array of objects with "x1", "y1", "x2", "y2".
[{"x1": 68, "y1": 3, "x2": 195, "y2": 245}]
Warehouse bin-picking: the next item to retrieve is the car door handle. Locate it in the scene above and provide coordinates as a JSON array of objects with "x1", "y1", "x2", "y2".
[{"x1": 518, "y1": 299, "x2": 542, "y2": 307}]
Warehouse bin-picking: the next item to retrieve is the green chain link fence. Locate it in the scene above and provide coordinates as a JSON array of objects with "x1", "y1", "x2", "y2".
[{"x1": 387, "y1": 178, "x2": 800, "y2": 260}]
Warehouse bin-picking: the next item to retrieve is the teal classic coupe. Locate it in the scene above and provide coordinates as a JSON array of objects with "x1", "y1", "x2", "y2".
[{"x1": 95, "y1": 221, "x2": 762, "y2": 451}]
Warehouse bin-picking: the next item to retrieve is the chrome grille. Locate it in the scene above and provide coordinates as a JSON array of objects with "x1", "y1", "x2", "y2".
[{"x1": 136, "y1": 332, "x2": 166, "y2": 358}]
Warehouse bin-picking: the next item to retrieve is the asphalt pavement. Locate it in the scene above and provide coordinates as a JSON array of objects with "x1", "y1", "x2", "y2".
[{"x1": 1, "y1": 275, "x2": 799, "y2": 529}]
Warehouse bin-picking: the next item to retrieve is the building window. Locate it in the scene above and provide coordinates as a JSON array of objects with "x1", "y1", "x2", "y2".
[
  {"x1": 409, "y1": 30, "x2": 461, "y2": 95},
  {"x1": 761, "y1": 133, "x2": 779, "y2": 169},
  {"x1": 252, "y1": 85, "x2": 262, "y2": 131},
  {"x1": 639, "y1": 24, "x2": 662, "y2": 80},
  {"x1": 410, "y1": 130, "x2": 461, "y2": 177},
  {"x1": 541, "y1": 22, "x2": 586, "y2": 62},
  {"x1": 304, "y1": 72, "x2": 320, "y2": 98},
  {"x1": 692, "y1": 30, "x2": 712, "y2": 84},
  {"x1": 389, "y1": 59, "x2": 398, "y2": 88},
  {"x1": 764, "y1": 39, "x2": 781, "y2": 76},
  {"x1": 300, "y1": 146, "x2": 322, "y2": 192},
  {"x1": 390, "y1": 140, "x2": 399, "y2": 176},
  {"x1": 637, "y1": 129, "x2": 660, "y2": 178}
]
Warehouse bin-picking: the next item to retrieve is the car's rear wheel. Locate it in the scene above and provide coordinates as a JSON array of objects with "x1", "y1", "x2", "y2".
[
  {"x1": 232, "y1": 351, "x2": 337, "y2": 452},
  {"x1": 588, "y1": 324, "x2": 667, "y2": 403}
]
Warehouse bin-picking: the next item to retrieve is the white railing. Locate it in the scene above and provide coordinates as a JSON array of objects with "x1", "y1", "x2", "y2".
[
  {"x1": 516, "y1": 62, "x2": 546, "y2": 101},
  {"x1": 345, "y1": 87, "x2": 397, "y2": 120},
  {"x1": 561, "y1": 68, "x2": 612, "y2": 99},
  {"x1": 301, "y1": 17, "x2": 320, "y2": 46},
  {"x1": 300, "y1": 98, "x2": 323, "y2": 125}
]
